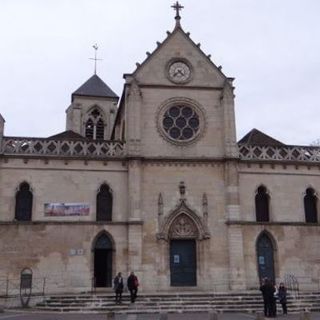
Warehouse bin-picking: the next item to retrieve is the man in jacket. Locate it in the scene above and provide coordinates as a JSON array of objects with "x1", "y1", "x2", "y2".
[{"x1": 127, "y1": 271, "x2": 139, "y2": 303}]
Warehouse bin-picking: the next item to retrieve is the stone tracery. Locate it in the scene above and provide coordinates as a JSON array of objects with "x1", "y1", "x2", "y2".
[
  {"x1": 169, "y1": 213, "x2": 198, "y2": 239},
  {"x1": 157, "y1": 198, "x2": 210, "y2": 241}
]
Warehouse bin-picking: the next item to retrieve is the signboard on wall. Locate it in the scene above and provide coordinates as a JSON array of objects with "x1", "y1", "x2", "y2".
[{"x1": 44, "y1": 203, "x2": 90, "y2": 216}]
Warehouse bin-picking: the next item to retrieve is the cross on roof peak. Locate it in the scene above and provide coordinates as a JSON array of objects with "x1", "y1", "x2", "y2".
[
  {"x1": 171, "y1": 1, "x2": 184, "y2": 21},
  {"x1": 89, "y1": 44, "x2": 103, "y2": 75}
]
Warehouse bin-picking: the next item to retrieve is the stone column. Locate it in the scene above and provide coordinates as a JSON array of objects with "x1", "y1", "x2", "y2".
[
  {"x1": 128, "y1": 159, "x2": 142, "y2": 221},
  {"x1": 221, "y1": 80, "x2": 238, "y2": 158},
  {"x1": 125, "y1": 79, "x2": 142, "y2": 156},
  {"x1": 227, "y1": 226, "x2": 246, "y2": 290},
  {"x1": 221, "y1": 80, "x2": 246, "y2": 291},
  {"x1": 225, "y1": 160, "x2": 246, "y2": 290},
  {"x1": 127, "y1": 159, "x2": 143, "y2": 277},
  {"x1": 124, "y1": 78, "x2": 144, "y2": 283},
  {"x1": 0, "y1": 114, "x2": 5, "y2": 153}
]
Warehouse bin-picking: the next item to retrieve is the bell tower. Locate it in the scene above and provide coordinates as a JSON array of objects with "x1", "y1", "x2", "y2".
[
  {"x1": 66, "y1": 45, "x2": 118, "y2": 140},
  {"x1": 66, "y1": 74, "x2": 118, "y2": 140}
]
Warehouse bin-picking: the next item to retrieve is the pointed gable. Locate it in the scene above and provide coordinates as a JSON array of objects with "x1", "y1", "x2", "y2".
[
  {"x1": 72, "y1": 74, "x2": 118, "y2": 101},
  {"x1": 238, "y1": 129, "x2": 285, "y2": 146},
  {"x1": 127, "y1": 25, "x2": 230, "y2": 87},
  {"x1": 48, "y1": 130, "x2": 87, "y2": 140}
]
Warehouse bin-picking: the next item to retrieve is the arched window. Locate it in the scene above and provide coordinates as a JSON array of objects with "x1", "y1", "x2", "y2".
[
  {"x1": 15, "y1": 182, "x2": 33, "y2": 221},
  {"x1": 255, "y1": 186, "x2": 270, "y2": 222},
  {"x1": 96, "y1": 184, "x2": 113, "y2": 221},
  {"x1": 304, "y1": 188, "x2": 318, "y2": 223},
  {"x1": 85, "y1": 108, "x2": 105, "y2": 140}
]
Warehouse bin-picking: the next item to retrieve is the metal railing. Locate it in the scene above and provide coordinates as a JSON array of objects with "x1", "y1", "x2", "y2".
[
  {"x1": 284, "y1": 274, "x2": 299, "y2": 298},
  {"x1": 0, "y1": 276, "x2": 46, "y2": 297}
]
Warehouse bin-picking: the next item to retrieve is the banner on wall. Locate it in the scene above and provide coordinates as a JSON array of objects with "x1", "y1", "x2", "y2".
[{"x1": 44, "y1": 203, "x2": 90, "y2": 216}]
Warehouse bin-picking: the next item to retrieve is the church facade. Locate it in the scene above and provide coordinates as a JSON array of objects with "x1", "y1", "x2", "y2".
[{"x1": 0, "y1": 5, "x2": 319, "y2": 294}]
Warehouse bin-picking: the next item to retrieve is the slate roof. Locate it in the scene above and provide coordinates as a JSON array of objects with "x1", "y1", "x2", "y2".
[
  {"x1": 238, "y1": 128, "x2": 285, "y2": 146},
  {"x1": 72, "y1": 74, "x2": 118, "y2": 101},
  {"x1": 48, "y1": 130, "x2": 87, "y2": 140}
]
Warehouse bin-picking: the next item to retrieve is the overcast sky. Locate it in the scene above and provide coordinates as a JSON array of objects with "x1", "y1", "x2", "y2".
[{"x1": 1, "y1": 0, "x2": 320, "y2": 145}]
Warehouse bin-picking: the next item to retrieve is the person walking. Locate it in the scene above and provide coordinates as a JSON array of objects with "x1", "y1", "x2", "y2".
[
  {"x1": 260, "y1": 278, "x2": 276, "y2": 317},
  {"x1": 260, "y1": 278, "x2": 269, "y2": 317},
  {"x1": 278, "y1": 282, "x2": 288, "y2": 314},
  {"x1": 127, "y1": 271, "x2": 139, "y2": 303},
  {"x1": 113, "y1": 272, "x2": 124, "y2": 304}
]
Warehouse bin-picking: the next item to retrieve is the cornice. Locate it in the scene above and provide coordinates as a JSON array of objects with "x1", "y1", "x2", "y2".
[
  {"x1": 0, "y1": 220, "x2": 143, "y2": 226},
  {"x1": 138, "y1": 84, "x2": 223, "y2": 91},
  {"x1": 226, "y1": 220, "x2": 320, "y2": 227}
]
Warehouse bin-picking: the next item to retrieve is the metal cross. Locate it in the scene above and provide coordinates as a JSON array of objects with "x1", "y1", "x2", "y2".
[
  {"x1": 171, "y1": 1, "x2": 184, "y2": 19},
  {"x1": 89, "y1": 44, "x2": 103, "y2": 75}
]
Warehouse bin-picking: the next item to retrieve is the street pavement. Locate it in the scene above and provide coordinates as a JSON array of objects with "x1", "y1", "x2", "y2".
[{"x1": 0, "y1": 312, "x2": 320, "y2": 320}]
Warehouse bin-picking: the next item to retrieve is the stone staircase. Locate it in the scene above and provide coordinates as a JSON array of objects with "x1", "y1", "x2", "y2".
[{"x1": 35, "y1": 291, "x2": 320, "y2": 314}]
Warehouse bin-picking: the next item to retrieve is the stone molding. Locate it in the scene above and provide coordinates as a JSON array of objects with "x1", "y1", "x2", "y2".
[
  {"x1": 226, "y1": 220, "x2": 320, "y2": 227},
  {"x1": 0, "y1": 220, "x2": 143, "y2": 226},
  {"x1": 157, "y1": 199, "x2": 210, "y2": 241}
]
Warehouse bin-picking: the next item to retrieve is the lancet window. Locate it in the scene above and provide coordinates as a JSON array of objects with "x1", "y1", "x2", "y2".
[
  {"x1": 304, "y1": 188, "x2": 318, "y2": 223},
  {"x1": 85, "y1": 108, "x2": 105, "y2": 140},
  {"x1": 96, "y1": 184, "x2": 113, "y2": 221},
  {"x1": 255, "y1": 185, "x2": 270, "y2": 222},
  {"x1": 15, "y1": 182, "x2": 33, "y2": 221}
]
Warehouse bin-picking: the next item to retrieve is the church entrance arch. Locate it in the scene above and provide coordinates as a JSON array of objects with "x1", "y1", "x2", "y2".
[
  {"x1": 169, "y1": 214, "x2": 198, "y2": 286},
  {"x1": 170, "y1": 239, "x2": 196, "y2": 286},
  {"x1": 157, "y1": 194, "x2": 210, "y2": 288},
  {"x1": 256, "y1": 232, "x2": 276, "y2": 283},
  {"x1": 93, "y1": 232, "x2": 113, "y2": 287}
]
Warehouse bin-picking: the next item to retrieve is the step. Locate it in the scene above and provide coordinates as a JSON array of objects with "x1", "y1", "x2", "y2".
[{"x1": 34, "y1": 291, "x2": 320, "y2": 314}]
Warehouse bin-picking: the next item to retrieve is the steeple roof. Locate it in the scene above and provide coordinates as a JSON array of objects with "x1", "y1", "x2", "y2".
[
  {"x1": 72, "y1": 74, "x2": 118, "y2": 101},
  {"x1": 238, "y1": 128, "x2": 285, "y2": 146}
]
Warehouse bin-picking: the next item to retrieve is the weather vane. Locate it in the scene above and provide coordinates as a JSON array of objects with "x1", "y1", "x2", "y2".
[{"x1": 89, "y1": 44, "x2": 103, "y2": 75}]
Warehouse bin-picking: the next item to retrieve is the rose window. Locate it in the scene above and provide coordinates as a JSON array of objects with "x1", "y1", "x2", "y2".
[{"x1": 162, "y1": 105, "x2": 200, "y2": 141}]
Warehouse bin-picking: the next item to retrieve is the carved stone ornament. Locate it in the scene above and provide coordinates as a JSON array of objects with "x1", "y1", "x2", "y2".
[
  {"x1": 169, "y1": 214, "x2": 198, "y2": 239},
  {"x1": 157, "y1": 200, "x2": 210, "y2": 241}
]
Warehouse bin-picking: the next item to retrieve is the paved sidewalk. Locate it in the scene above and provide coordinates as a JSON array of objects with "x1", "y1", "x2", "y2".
[{"x1": 0, "y1": 312, "x2": 320, "y2": 320}]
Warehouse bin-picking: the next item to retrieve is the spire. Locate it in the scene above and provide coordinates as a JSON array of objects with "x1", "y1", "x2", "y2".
[
  {"x1": 171, "y1": 1, "x2": 184, "y2": 28},
  {"x1": 72, "y1": 74, "x2": 118, "y2": 101},
  {"x1": 89, "y1": 44, "x2": 102, "y2": 75}
]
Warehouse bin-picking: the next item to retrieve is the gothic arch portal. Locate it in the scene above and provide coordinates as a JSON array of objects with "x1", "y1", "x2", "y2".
[
  {"x1": 158, "y1": 197, "x2": 210, "y2": 287},
  {"x1": 256, "y1": 231, "x2": 277, "y2": 283},
  {"x1": 92, "y1": 231, "x2": 114, "y2": 288}
]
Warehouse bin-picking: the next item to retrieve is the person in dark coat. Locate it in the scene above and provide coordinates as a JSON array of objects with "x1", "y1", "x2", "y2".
[
  {"x1": 260, "y1": 278, "x2": 269, "y2": 317},
  {"x1": 260, "y1": 278, "x2": 276, "y2": 317},
  {"x1": 127, "y1": 271, "x2": 139, "y2": 303},
  {"x1": 278, "y1": 282, "x2": 288, "y2": 314},
  {"x1": 113, "y1": 272, "x2": 124, "y2": 304}
]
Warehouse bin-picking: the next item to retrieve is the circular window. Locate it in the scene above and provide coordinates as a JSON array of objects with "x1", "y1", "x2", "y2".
[{"x1": 161, "y1": 105, "x2": 201, "y2": 142}]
